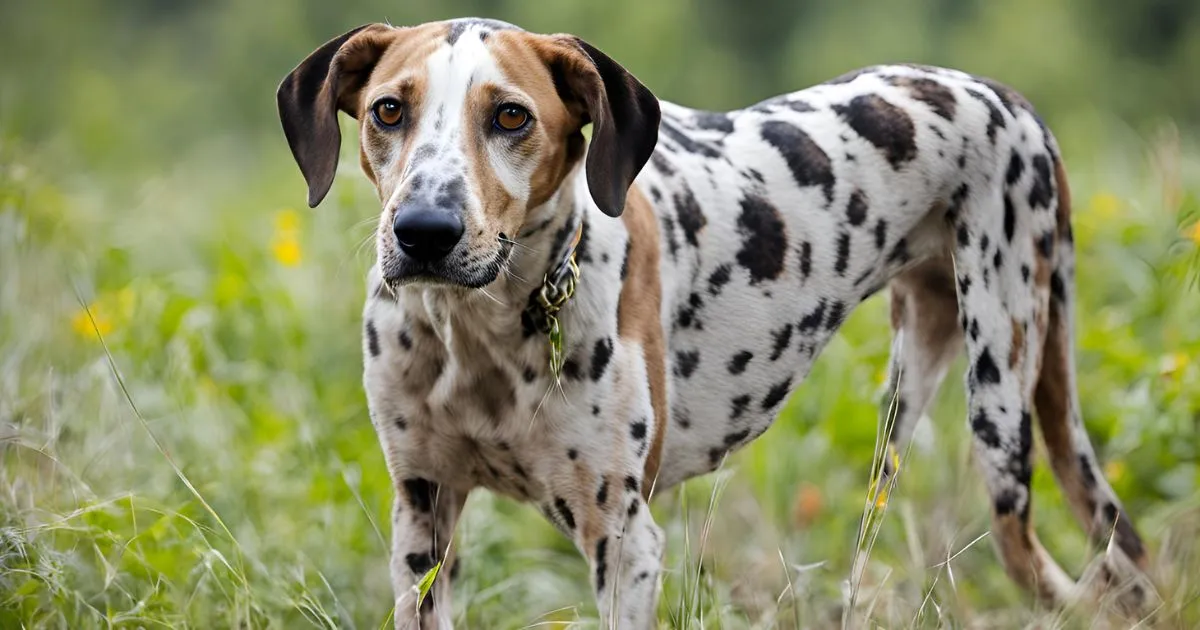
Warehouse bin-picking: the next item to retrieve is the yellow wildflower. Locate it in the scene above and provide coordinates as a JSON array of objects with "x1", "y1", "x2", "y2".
[
  {"x1": 274, "y1": 208, "x2": 301, "y2": 233},
  {"x1": 1189, "y1": 221, "x2": 1200, "y2": 245},
  {"x1": 70, "y1": 288, "x2": 134, "y2": 340},
  {"x1": 272, "y1": 237, "x2": 303, "y2": 267},
  {"x1": 71, "y1": 304, "x2": 113, "y2": 338},
  {"x1": 271, "y1": 208, "x2": 303, "y2": 266},
  {"x1": 1088, "y1": 192, "x2": 1121, "y2": 220}
]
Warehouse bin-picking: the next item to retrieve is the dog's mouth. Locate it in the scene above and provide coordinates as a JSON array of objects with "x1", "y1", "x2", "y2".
[{"x1": 380, "y1": 238, "x2": 516, "y2": 294}]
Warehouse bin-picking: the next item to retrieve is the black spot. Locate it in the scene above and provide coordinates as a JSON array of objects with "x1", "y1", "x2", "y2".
[
  {"x1": 568, "y1": 448, "x2": 579, "y2": 460},
  {"x1": 1021, "y1": 264, "x2": 1031, "y2": 284},
  {"x1": 555, "y1": 497, "x2": 576, "y2": 529},
  {"x1": 627, "y1": 499, "x2": 640, "y2": 517},
  {"x1": 890, "y1": 76, "x2": 957, "y2": 120},
  {"x1": 620, "y1": 241, "x2": 631, "y2": 281},
  {"x1": 708, "y1": 447, "x2": 725, "y2": 466},
  {"x1": 769, "y1": 324, "x2": 793, "y2": 361},
  {"x1": 675, "y1": 350, "x2": 701, "y2": 378},
  {"x1": 993, "y1": 250, "x2": 1004, "y2": 270},
  {"x1": 965, "y1": 88, "x2": 1006, "y2": 142},
  {"x1": 969, "y1": 318, "x2": 980, "y2": 341},
  {"x1": 736, "y1": 195, "x2": 788, "y2": 284},
  {"x1": 398, "y1": 329, "x2": 413, "y2": 350},
  {"x1": 834, "y1": 231, "x2": 851, "y2": 275},
  {"x1": 1037, "y1": 231, "x2": 1055, "y2": 258},
  {"x1": 761, "y1": 377, "x2": 793, "y2": 410},
  {"x1": 590, "y1": 337, "x2": 613, "y2": 381},
  {"x1": 596, "y1": 479, "x2": 609, "y2": 506},
  {"x1": 846, "y1": 189, "x2": 869, "y2": 226},
  {"x1": 591, "y1": 405, "x2": 600, "y2": 416},
  {"x1": 1050, "y1": 271, "x2": 1066, "y2": 302},
  {"x1": 513, "y1": 462, "x2": 528, "y2": 479},
  {"x1": 1028, "y1": 155, "x2": 1053, "y2": 209},
  {"x1": 798, "y1": 299, "x2": 828, "y2": 333},
  {"x1": 723, "y1": 428, "x2": 751, "y2": 446},
  {"x1": 971, "y1": 409, "x2": 1001, "y2": 448},
  {"x1": 825, "y1": 301, "x2": 846, "y2": 330},
  {"x1": 394, "y1": 416, "x2": 407, "y2": 430},
  {"x1": 974, "y1": 348, "x2": 1002, "y2": 385},
  {"x1": 760, "y1": 121, "x2": 835, "y2": 203},
  {"x1": 958, "y1": 274, "x2": 971, "y2": 296},
  {"x1": 708, "y1": 264, "x2": 732, "y2": 296},
  {"x1": 676, "y1": 292, "x2": 704, "y2": 330},
  {"x1": 649, "y1": 151, "x2": 675, "y2": 176},
  {"x1": 874, "y1": 219, "x2": 888, "y2": 250},
  {"x1": 695, "y1": 111, "x2": 734, "y2": 132},
  {"x1": 728, "y1": 351, "x2": 753, "y2": 374},
  {"x1": 630, "y1": 420, "x2": 647, "y2": 440},
  {"x1": 832, "y1": 94, "x2": 918, "y2": 168},
  {"x1": 798, "y1": 241, "x2": 812, "y2": 279},
  {"x1": 625, "y1": 475, "x2": 640, "y2": 492},
  {"x1": 365, "y1": 320, "x2": 381, "y2": 357},
  {"x1": 1005, "y1": 149, "x2": 1025, "y2": 185},
  {"x1": 957, "y1": 223, "x2": 970, "y2": 248},
  {"x1": 730, "y1": 394, "x2": 751, "y2": 419},
  {"x1": 406, "y1": 552, "x2": 436, "y2": 576},
  {"x1": 994, "y1": 489, "x2": 1020, "y2": 516},
  {"x1": 402, "y1": 478, "x2": 436, "y2": 513},
  {"x1": 946, "y1": 183, "x2": 971, "y2": 226},
  {"x1": 523, "y1": 366, "x2": 537, "y2": 383},
  {"x1": 594, "y1": 537, "x2": 609, "y2": 592},
  {"x1": 674, "y1": 186, "x2": 708, "y2": 246},
  {"x1": 660, "y1": 118, "x2": 721, "y2": 158},
  {"x1": 887, "y1": 238, "x2": 910, "y2": 265},
  {"x1": 562, "y1": 357, "x2": 582, "y2": 380}
]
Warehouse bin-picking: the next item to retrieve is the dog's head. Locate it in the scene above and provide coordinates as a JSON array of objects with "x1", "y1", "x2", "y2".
[{"x1": 277, "y1": 19, "x2": 660, "y2": 289}]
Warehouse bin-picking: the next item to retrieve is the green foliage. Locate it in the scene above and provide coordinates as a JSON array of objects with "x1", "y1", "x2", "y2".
[{"x1": 2, "y1": 0, "x2": 1200, "y2": 628}]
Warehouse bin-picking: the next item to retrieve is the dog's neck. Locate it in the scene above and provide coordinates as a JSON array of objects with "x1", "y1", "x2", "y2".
[{"x1": 395, "y1": 165, "x2": 587, "y2": 346}]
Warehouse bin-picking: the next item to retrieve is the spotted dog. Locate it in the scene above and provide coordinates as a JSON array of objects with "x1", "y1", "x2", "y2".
[{"x1": 277, "y1": 17, "x2": 1151, "y2": 628}]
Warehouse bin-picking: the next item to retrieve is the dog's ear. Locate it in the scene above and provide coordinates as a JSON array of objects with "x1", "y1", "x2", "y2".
[
  {"x1": 546, "y1": 36, "x2": 661, "y2": 217},
  {"x1": 277, "y1": 24, "x2": 395, "y2": 208}
]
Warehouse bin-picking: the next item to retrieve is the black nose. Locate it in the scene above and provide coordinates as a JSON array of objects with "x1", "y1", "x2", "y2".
[{"x1": 392, "y1": 204, "x2": 465, "y2": 261}]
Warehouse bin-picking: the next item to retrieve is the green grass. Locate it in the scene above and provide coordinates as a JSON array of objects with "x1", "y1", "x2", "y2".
[{"x1": 2, "y1": 114, "x2": 1200, "y2": 629}]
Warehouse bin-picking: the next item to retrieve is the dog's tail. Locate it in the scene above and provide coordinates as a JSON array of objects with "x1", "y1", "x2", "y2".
[{"x1": 1032, "y1": 152, "x2": 1149, "y2": 581}]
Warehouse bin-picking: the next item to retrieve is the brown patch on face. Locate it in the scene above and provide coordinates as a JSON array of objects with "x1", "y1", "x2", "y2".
[
  {"x1": 616, "y1": 185, "x2": 668, "y2": 498},
  {"x1": 461, "y1": 81, "x2": 520, "y2": 232},
  {"x1": 353, "y1": 23, "x2": 446, "y2": 197},
  {"x1": 1009, "y1": 316, "x2": 1025, "y2": 370},
  {"x1": 488, "y1": 32, "x2": 589, "y2": 209}
]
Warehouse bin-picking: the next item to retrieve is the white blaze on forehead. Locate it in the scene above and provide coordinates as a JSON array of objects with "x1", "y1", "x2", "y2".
[{"x1": 414, "y1": 25, "x2": 533, "y2": 204}]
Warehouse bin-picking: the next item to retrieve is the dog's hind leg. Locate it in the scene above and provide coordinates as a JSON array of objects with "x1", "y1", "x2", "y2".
[
  {"x1": 952, "y1": 169, "x2": 1078, "y2": 604},
  {"x1": 1032, "y1": 158, "x2": 1151, "y2": 608},
  {"x1": 878, "y1": 257, "x2": 963, "y2": 483}
]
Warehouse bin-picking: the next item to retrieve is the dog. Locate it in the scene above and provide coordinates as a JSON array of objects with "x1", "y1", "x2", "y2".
[{"x1": 277, "y1": 17, "x2": 1151, "y2": 628}]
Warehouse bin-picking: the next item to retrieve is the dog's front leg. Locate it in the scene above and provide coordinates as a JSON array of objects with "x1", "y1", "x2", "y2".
[
  {"x1": 590, "y1": 492, "x2": 664, "y2": 630},
  {"x1": 388, "y1": 477, "x2": 465, "y2": 630}
]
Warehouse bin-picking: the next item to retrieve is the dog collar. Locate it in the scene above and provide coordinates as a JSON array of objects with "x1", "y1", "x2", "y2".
[{"x1": 523, "y1": 221, "x2": 583, "y2": 381}]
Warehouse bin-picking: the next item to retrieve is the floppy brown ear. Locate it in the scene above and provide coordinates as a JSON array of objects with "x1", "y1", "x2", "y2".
[
  {"x1": 552, "y1": 37, "x2": 661, "y2": 217},
  {"x1": 276, "y1": 24, "x2": 394, "y2": 208}
]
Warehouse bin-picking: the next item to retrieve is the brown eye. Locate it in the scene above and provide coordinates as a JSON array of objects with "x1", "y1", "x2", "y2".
[
  {"x1": 372, "y1": 99, "x2": 403, "y2": 127},
  {"x1": 494, "y1": 104, "x2": 531, "y2": 132}
]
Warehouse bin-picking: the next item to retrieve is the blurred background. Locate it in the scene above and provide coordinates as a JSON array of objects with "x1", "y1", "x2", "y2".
[{"x1": 1, "y1": 0, "x2": 1198, "y2": 627}]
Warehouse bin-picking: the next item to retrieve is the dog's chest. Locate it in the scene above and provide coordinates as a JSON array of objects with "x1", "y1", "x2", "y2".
[{"x1": 361, "y1": 278, "x2": 627, "y2": 500}]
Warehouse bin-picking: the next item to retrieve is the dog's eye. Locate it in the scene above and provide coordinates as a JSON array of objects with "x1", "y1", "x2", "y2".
[
  {"x1": 372, "y1": 99, "x2": 404, "y2": 127},
  {"x1": 494, "y1": 104, "x2": 531, "y2": 132}
]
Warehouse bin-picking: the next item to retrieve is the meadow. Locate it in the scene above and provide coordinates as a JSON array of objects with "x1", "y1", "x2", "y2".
[{"x1": 2, "y1": 1, "x2": 1200, "y2": 628}]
